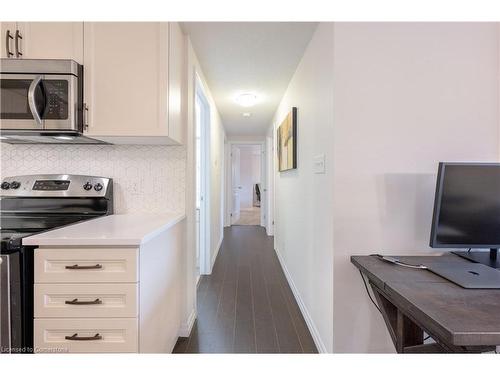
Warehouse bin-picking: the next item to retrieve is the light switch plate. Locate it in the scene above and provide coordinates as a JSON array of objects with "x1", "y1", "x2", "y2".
[{"x1": 313, "y1": 154, "x2": 326, "y2": 174}]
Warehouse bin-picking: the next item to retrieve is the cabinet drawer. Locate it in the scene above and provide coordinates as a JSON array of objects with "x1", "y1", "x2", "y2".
[
  {"x1": 34, "y1": 284, "x2": 138, "y2": 318},
  {"x1": 34, "y1": 318, "x2": 138, "y2": 353},
  {"x1": 35, "y1": 248, "x2": 138, "y2": 283}
]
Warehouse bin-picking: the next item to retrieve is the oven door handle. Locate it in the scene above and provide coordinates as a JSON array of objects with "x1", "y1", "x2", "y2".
[{"x1": 28, "y1": 75, "x2": 43, "y2": 126}]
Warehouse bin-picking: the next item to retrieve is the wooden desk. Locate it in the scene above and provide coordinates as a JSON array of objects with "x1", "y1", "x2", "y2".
[{"x1": 351, "y1": 254, "x2": 500, "y2": 353}]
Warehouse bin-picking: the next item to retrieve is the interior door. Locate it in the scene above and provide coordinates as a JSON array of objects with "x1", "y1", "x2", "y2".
[
  {"x1": 231, "y1": 147, "x2": 241, "y2": 224},
  {"x1": 0, "y1": 255, "x2": 11, "y2": 353}
]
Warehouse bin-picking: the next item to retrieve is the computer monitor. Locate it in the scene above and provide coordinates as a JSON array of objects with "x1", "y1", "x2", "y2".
[{"x1": 430, "y1": 162, "x2": 500, "y2": 268}]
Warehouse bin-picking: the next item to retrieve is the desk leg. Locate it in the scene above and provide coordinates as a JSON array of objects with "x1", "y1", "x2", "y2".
[
  {"x1": 371, "y1": 286, "x2": 398, "y2": 349},
  {"x1": 396, "y1": 310, "x2": 423, "y2": 353},
  {"x1": 367, "y1": 279, "x2": 495, "y2": 353},
  {"x1": 370, "y1": 284, "x2": 423, "y2": 353}
]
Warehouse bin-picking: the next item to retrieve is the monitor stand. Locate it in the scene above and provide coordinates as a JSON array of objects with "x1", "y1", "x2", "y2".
[{"x1": 452, "y1": 248, "x2": 500, "y2": 269}]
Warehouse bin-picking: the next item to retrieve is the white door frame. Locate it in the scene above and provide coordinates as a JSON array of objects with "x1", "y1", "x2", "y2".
[
  {"x1": 225, "y1": 140, "x2": 266, "y2": 228},
  {"x1": 195, "y1": 73, "x2": 211, "y2": 275},
  {"x1": 230, "y1": 145, "x2": 242, "y2": 224},
  {"x1": 266, "y1": 135, "x2": 275, "y2": 236}
]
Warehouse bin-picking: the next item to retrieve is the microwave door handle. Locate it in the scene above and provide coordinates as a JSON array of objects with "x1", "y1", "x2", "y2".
[{"x1": 28, "y1": 75, "x2": 43, "y2": 126}]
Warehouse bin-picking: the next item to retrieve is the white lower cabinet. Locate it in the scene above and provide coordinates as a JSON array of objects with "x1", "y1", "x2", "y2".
[
  {"x1": 34, "y1": 283, "x2": 138, "y2": 318},
  {"x1": 33, "y1": 220, "x2": 185, "y2": 353},
  {"x1": 34, "y1": 248, "x2": 140, "y2": 353},
  {"x1": 35, "y1": 248, "x2": 138, "y2": 283},
  {"x1": 34, "y1": 318, "x2": 138, "y2": 353}
]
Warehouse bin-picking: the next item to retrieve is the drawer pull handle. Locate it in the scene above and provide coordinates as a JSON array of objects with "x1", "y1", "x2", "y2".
[
  {"x1": 65, "y1": 298, "x2": 102, "y2": 305},
  {"x1": 65, "y1": 264, "x2": 102, "y2": 270},
  {"x1": 65, "y1": 333, "x2": 102, "y2": 341}
]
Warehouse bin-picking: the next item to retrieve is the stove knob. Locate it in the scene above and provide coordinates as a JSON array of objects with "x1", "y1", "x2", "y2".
[
  {"x1": 94, "y1": 183, "x2": 103, "y2": 192},
  {"x1": 83, "y1": 182, "x2": 93, "y2": 191},
  {"x1": 1, "y1": 182, "x2": 10, "y2": 190},
  {"x1": 10, "y1": 181, "x2": 20, "y2": 189}
]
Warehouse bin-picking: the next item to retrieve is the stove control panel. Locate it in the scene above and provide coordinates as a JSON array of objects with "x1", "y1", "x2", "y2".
[
  {"x1": 0, "y1": 175, "x2": 112, "y2": 197},
  {"x1": 0, "y1": 181, "x2": 20, "y2": 190},
  {"x1": 33, "y1": 180, "x2": 70, "y2": 191}
]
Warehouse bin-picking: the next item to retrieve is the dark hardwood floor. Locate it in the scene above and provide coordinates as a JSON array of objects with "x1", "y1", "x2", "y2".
[{"x1": 173, "y1": 225, "x2": 318, "y2": 353}]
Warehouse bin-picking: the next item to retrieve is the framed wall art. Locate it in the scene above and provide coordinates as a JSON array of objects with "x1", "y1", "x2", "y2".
[{"x1": 277, "y1": 107, "x2": 297, "y2": 172}]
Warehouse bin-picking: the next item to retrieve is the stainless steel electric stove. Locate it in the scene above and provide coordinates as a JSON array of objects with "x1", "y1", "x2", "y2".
[{"x1": 0, "y1": 174, "x2": 113, "y2": 353}]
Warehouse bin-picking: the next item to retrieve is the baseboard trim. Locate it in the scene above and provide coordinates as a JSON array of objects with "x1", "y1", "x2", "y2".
[
  {"x1": 211, "y1": 235, "x2": 223, "y2": 271},
  {"x1": 274, "y1": 247, "x2": 327, "y2": 353},
  {"x1": 178, "y1": 308, "x2": 197, "y2": 338}
]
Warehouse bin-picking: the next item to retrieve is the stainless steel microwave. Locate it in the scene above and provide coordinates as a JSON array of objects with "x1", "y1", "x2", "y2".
[{"x1": 0, "y1": 59, "x2": 104, "y2": 144}]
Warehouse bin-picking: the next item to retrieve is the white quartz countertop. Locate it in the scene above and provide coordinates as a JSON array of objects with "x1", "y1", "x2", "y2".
[{"x1": 22, "y1": 213, "x2": 186, "y2": 247}]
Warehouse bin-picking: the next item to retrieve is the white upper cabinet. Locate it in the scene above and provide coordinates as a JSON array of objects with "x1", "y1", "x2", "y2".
[
  {"x1": 168, "y1": 22, "x2": 185, "y2": 145},
  {"x1": 83, "y1": 22, "x2": 185, "y2": 145},
  {"x1": 19, "y1": 22, "x2": 84, "y2": 62},
  {"x1": 1, "y1": 22, "x2": 83, "y2": 61},
  {"x1": 1, "y1": 22, "x2": 17, "y2": 58},
  {"x1": 1, "y1": 22, "x2": 185, "y2": 145}
]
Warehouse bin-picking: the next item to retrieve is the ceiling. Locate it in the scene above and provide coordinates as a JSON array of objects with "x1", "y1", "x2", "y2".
[{"x1": 181, "y1": 22, "x2": 318, "y2": 136}]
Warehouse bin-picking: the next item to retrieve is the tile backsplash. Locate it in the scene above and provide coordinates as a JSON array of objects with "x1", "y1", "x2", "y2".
[{"x1": 0, "y1": 144, "x2": 186, "y2": 214}]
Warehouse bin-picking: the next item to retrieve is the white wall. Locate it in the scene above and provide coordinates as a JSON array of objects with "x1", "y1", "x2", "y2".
[
  {"x1": 183, "y1": 36, "x2": 226, "y2": 335},
  {"x1": 332, "y1": 23, "x2": 499, "y2": 352},
  {"x1": 207, "y1": 81, "x2": 226, "y2": 269},
  {"x1": 269, "y1": 23, "x2": 334, "y2": 353},
  {"x1": 182, "y1": 36, "x2": 197, "y2": 336},
  {"x1": 235, "y1": 145, "x2": 261, "y2": 209},
  {"x1": 186, "y1": 36, "x2": 226, "y2": 277}
]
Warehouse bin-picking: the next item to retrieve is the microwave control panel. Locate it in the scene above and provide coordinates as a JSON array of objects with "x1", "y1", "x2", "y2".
[{"x1": 44, "y1": 80, "x2": 69, "y2": 120}]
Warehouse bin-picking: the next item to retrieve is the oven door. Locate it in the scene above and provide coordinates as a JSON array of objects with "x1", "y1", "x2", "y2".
[
  {"x1": 0, "y1": 250, "x2": 25, "y2": 354},
  {"x1": 0, "y1": 255, "x2": 11, "y2": 353},
  {"x1": 0, "y1": 74, "x2": 77, "y2": 131}
]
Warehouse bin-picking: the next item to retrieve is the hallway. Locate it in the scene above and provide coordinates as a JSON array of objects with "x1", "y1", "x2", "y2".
[
  {"x1": 234, "y1": 207, "x2": 261, "y2": 225},
  {"x1": 173, "y1": 226, "x2": 317, "y2": 353}
]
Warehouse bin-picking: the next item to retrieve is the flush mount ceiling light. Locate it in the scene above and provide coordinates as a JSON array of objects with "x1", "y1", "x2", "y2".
[
  {"x1": 242, "y1": 112, "x2": 251, "y2": 117},
  {"x1": 235, "y1": 93, "x2": 258, "y2": 107}
]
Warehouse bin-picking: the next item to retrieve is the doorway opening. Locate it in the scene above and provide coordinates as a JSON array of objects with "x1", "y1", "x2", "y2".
[
  {"x1": 228, "y1": 143, "x2": 266, "y2": 227},
  {"x1": 195, "y1": 75, "x2": 211, "y2": 276}
]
